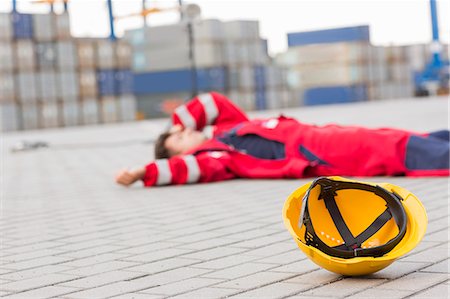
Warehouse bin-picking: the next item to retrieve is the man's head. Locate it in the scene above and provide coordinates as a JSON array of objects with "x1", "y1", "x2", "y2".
[{"x1": 154, "y1": 125, "x2": 206, "y2": 159}]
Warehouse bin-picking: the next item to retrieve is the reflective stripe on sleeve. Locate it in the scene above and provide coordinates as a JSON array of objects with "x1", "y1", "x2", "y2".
[
  {"x1": 183, "y1": 155, "x2": 201, "y2": 183},
  {"x1": 155, "y1": 159, "x2": 172, "y2": 185},
  {"x1": 198, "y1": 93, "x2": 218, "y2": 125},
  {"x1": 174, "y1": 105, "x2": 196, "y2": 128},
  {"x1": 202, "y1": 125, "x2": 214, "y2": 139}
]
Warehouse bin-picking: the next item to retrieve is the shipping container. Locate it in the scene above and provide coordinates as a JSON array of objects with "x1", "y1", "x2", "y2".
[
  {"x1": 0, "y1": 102, "x2": 19, "y2": 132},
  {"x1": 99, "y1": 96, "x2": 118, "y2": 123},
  {"x1": 15, "y1": 72, "x2": 38, "y2": 103},
  {"x1": 303, "y1": 84, "x2": 368, "y2": 106},
  {"x1": 60, "y1": 100, "x2": 80, "y2": 126},
  {"x1": 118, "y1": 94, "x2": 137, "y2": 122},
  {"x1": 124, "y1": 24, "x2": 188, "y2": 47},
  {"x1": 80, "y1": 98, "x2": 99, "y2": 125},
  {"x1": 15, "y1": 40, "x2": 35, "y2": 71},
  {"x1": 96, "y1": 40, "x2": 117, "y2": 69},
  {"x1": 116, "y1": 40, "x2": 132, "y2": 69},
  {"x1": 56, "y1": 41, "x2": 78, "y2": 70},
  {"x1": 228, "y1": 66, "x2": 254, "y2": 89},
  {"x1": 0, "y1": 73, "x2": 15, "y2": 102},
  {"x1": 39, "y1": 102, "x2": 60, "y2": 128},
  {"x1": 223, "y1": 20, "x2": 260, "y2": 41},
  {"x1": 287, "y1": 26, "x2": 370, "y2": 47},
  {"x1": 56, "y1": 12, "x2": 71, "y2": 39},
  {"x1": 0, "y1": 42, "x2": 14, "y2": 72},
  {"x1": 57, "y1": 71, "x2": 79, "y2": 98},
  {"x1": 37, "y1": 70, "x2": 58, "y2": 101},
  {"x1": 20, "y1": 103, "x2": 39, "y2": 130},
  {"x1": 97, "y1": 70, "x2": 116, "y2": 96},
  {"x1": 136, "y1": 92, "x2": 189, "y2": 118},
  {"x1": 12, "y1": 13, "x2": 33, "y2": 39},
  {"x1": 79, "y1": 69, "x2": 97, "y2": 97},
  {"x1": 0, "y1": 13, "x2": 12, "y2": 40},
  {"x1": 36, "y1": 42, "x2": 57, "y2": 69},
  {"x1": 32, "y1": 13, "x2": 56, "y2": 42},
  {"x1": 115, "y1": 70, "x2": 133, "y2": 95},
  {"x1": 76, "y1": 41, "x2": 96, "y2": 69}
]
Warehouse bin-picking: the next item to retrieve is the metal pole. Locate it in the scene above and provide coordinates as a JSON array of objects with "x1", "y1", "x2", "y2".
[
  {"x1": 429, "y1": 0, "x2": 442, "y2": 67},
  {"x1": 12, "y1": 0, "x2": 17, "y2": 13},
  {"x1": 142, "y1": 0, "x2": 147, "y2": 27},
  {"x1": 107, "y1": 0, "x2": 117, "y2": 41},
  {"x1": 63, "y1": 1, "x2": 68, "y2": 12},
  {"x1": 187, "y1": 21, "x2": 197, "y2": 98},
  {"x1": 178, "y1": 0, "x2": 184, "y2": 21}
]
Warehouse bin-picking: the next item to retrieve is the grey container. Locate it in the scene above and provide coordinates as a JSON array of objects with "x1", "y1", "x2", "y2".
[
  {"x1": 20, "y1": 103, "x2": 39, "y2": 130},
  {"x1": 80, "y1": 98, "x2": 99, "y2": 125},
  {"x1": 118, "y1": 94, "x2": 137, "y2": 122},
  {"x1": 39, "y1": 102, "x2": 60, "y2": 128},
  {"x1": 33, "y1": 13, "x2": 56, "y2": 42},
  {"x1": 99, "y1": 96, "x2": 118, "y2": 123},
  {"x1": 37, "y1": 70, "x2": 58, "y2": 101},
  {"x1": 36, "y1": 42, "x2": 57, "y2": 69},
  {"x1": 60, "y1": 100, "x2": 80, "y2": 126},
  {"x1": 0, "y1": 102, "x2": 19, "y2": 132},
  {"x1": 0, "y1": 13, "x2": 12, "y2": 41},
  {"x1": 15, "y1": 72, "x2": 38, "y2": 103},
  {"x1": 0, "y1": 42, "x2": 14, "y2": 72},
  {"x1": 15, "y1": 40, "x2": 36, "y2": 71},
  {"x1": 56, "y1": 12, "x2": 71, "y2": 39},
  {"x1": 56, "y1": 41, "x2": 78, "y2": 70},
  {"x1": 96, "y1": 40, "x2": 117, "y2": 69},
  {"x1": 0, "y1": 72, "x2": 15, "y2": 102},
  {"x1": 116, "y1": 40, "x2": 132, "y2": 69},
  {"x1": 57, "y1": 71, "x2": 79, "y2": 99}
]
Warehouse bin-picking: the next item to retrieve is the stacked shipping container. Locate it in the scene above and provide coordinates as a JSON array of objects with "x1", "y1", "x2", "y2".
[{"x1": 0, "y1": 12, "x2": 137, "y2": 132}]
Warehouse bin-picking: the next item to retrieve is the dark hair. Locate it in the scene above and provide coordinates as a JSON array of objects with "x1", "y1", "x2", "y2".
[{"x1": 154, "y1": 131, "x2": 172, "y2": 159}]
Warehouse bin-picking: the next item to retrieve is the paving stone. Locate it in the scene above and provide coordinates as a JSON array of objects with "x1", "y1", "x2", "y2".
[
  {"x1": 300, "y1": 278, "x2": 387, "y2": 297},
  {"x1": 2, "y1": 273, "x2": 79, "y2": 293},
  {"x1": 202, "y1": 262, "x2": 276, "y2": 280},
  {"x1": 409, "y1": 282, "x2": 450, "y2": 298},
  {"x1": 1, "y1": 285, "x2": 79, "y2": 299},
  {"x1": 420, "y1": 259, "x2": 449, "y2": 273},
  {"x1": 345, "y1": 287, "x2": 412, "y2": 299},
  {"x1": 141, "y1": 277, "x2": 223, "y2": 296},
  {"x1": 377, "y1": 272, "x2": 448, "y2": 291},
  {"x1": 227, "y1": 282, "x2": 312, "y2": 298},
  {"x1": 215, "y1": 271, "x2": 296, "y2": 290}
]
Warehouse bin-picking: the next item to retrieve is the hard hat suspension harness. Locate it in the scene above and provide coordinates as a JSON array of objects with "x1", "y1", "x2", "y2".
[{"x1": 299, "y1": 177, "x2": 407, "y2": 258}]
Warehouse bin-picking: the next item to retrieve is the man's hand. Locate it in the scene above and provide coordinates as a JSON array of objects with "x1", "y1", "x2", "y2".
[{"x1": 115, "y1": 167, "x2": 146, "y2": 186}]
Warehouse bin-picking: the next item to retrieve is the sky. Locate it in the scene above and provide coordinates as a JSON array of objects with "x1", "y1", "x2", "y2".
[{"x1": 1, "y1": 0, "x2": 449, "y2": 55}]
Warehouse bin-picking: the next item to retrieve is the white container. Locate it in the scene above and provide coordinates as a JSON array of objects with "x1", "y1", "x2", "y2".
[
  {"x1": 79, "y1": 70, "x2": 97, "y2": 97},
  {"x1": 60, "y1": 100, "x2": 80, "y2": 126},
  {"x1": 404, "y1": 44, "x2": 427, "y2": 71},
  {"x1": 227, "y1": 90, "x2": 255, "y2": 111},
  {"x1": 118, "y1": 94, "x2": 137, "y2": 122},
  {"x1": 0, "y1": 72, "x2": 15, "y2": 102},
  {"x1": 33, "y1": 14, "x2": 56, "y2": 42},
  {"x1": 20, "y1": 103, "x2": 39, "y2": 130},
  {"x1": 80, "y1": 98, "x2": 99, "y2": 125},
  {"x1": 57, "y1": 71, "x2": 79, "y2": 98},
  {"x1": 0, "y1": 102, "x2": 19, "y2": 132},
  {"x1": 56, "y1": 12, "x2": 71, "y2": 39},
  {"x1": 228, "y1": 66, "x2": 254, "y2": 89},
  {"x1": 194, "y1": 19, "x2": 224, "y2": 41},
  {"x1": 223, "y1": 41, "x2": 251, "y2": 65},
  {"x1": 223, "y1": 20, "x2": 260, "y2": 41},
  {"x1": 0, "y1": 42, "x2": 14, "y2": 72},
  {"x1": 77, "y1": 41, "x2": 96, "y2": 69},
  {"x1": 100, "y1": 96, "x2": 118, "y2": 123},
  {"x1": 116, "y1": 40, "x2": 132, "y2": 69},
  {"x1": 38, "y1": 70, "x2": 58, "y2": 101},
  {"x1": 125, "y1": 24, "x2": 188, "y2": 47},
  {"x1": 16, "y1": 72, "x2": 38, "y2": 103},
  {"x1": 15, "y1": 40, "x2": 36, "y2": 71},
  {"x1": 39, "y1": 102, "x2": 60, "y2": 128},
  {"x1": 247, "y1": 39, "x2": 269, "y2": 65},
  {"x1": 56, "y1": 41, "x2": 78, "y2": 70},
  {"x1": 96, "y1": 40, "x2": 117, "y2": 69},
  {"x1": 388, "y1": 63, "x2": 412, "y2": 82},
  {"x1": 368, "y1": 63, "x2": 388, "y2": 83},
  {"x1": 0, "y1": 13, "x2": 12, "y2": 41}
]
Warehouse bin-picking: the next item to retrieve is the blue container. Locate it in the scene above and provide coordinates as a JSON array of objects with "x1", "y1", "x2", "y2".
[
  {"x1": 254, "y1": 66, "x2": 266, "y2": 90},
  {"x1": 97, "y1": 70, "x2": 116, "y2": 96},
  {"x1": 255, "y1": 89, "x2": 267, "y2": 110},
  {"x1": 287, "y1": 26, "x2": 370, "y2": 47},
  {"x1": 115, "y1": 69, "x2": 133, "y2": 95},
  {"x1": 133, "y1": 67, "x2": 227, "y2": 95},
  {"x1": 12, "y1": 13, "x2": 33, "y2": 39},
  {"x1": 303, "y1": 84, "x2": 368, "y2": 106}
]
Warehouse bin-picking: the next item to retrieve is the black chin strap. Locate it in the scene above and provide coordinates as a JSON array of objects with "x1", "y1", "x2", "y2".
[{"x1": 299, "y1": 177, "x2": 407, "y2": 258}]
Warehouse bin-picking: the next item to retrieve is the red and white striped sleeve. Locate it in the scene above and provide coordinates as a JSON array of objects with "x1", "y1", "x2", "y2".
[
  {"x1": 172, "y1": 92, "x2": 249, "y2": 131},
  {"x1": 141, "y1": 152, "x2": 235, "y2": 187}
]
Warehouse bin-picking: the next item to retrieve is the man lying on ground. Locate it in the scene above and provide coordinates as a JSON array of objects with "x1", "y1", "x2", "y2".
[{"x1": 116, "y1": 92, "x2": 450, "y2": 187}]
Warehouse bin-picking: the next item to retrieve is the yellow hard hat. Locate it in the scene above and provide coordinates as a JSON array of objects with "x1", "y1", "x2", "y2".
[{"x1": 283, "y1": 176, "x2": 427, "y2": 276}]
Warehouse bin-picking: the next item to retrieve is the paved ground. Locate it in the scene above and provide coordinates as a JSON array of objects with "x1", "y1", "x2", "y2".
[{"x1": 1, "y1": 96, "x2": 449, "y2": 299}]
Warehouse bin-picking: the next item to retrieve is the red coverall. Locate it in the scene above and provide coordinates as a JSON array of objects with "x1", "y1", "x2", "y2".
[{"x1": 141, "y1": 92, "x2": 449, "y2": 187}]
